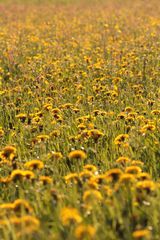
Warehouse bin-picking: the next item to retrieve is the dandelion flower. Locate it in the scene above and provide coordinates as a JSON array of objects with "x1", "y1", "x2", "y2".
[
  {"x1": 68, "y1": 150, "x2": 87, "y2": 160},
  {"x1": 24, "y1": 160, "x2": 44, "y2": 170},
  {"x1": 75, "y1": 224, "x2": 96, "y2": 240},
  {"x1": 132, "y1": 229, "x2": 151, "y2": 239},
  {"x1": 60, "y1": 207, "x2": 82, "y2": 226}
]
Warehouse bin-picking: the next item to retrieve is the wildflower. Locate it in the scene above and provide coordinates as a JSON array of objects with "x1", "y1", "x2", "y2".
[
  {"x1": 24, "y1": 160, "x2": 44, "y2": 170},
  {"x1": 105, "y1": 168, "x2": 122, "y2": 182},
  {"x1": 83, "y1": 190, "x2": 103, "y2": 203},
  {"x1": 10, "y1": 170, "x2": 25, "y2": 181},
  {"x1": 75, "y1": 224, "x2": 96, "y2": 240},
  {"x1": 117, "y1": 112, "x2": 126, "y2": 119},
  {"x1": 125, "y1": 166, "x2": 142, "y2": 175},
  {"x1": 61, "y1": 103, "x2": 73, "y2": 109},
  {"x1": 88, "y1": 129, "x2": 104, "y2": 141},
  {"x1": 68, "y1": 150, "x2": 87, "y2": 160},
  {"x1": 64, "y1": 173, "x2": 79, "y2": 184},
  {"x1": 114, "y1": 134, "x2": 129, "y2": 145},
  {"x1": 43, "y1": 103, "x2": 52, "y2": 110},
  {"x1": 50, "y1": 130, "x2": 60, "y2": 137},
  {"x1": 132, "y1": 229, "x2": 151, "y2": 239},
  {"x1": 0, "y1": 203, "x2": 14, "y2": 210},
  {"x1": 131, "y1": 160, "x2": 144, "y2": 167},
  {"x1": 39, "y1": 176, "x2": 52, "y2": 184},
  {"x1": 112, "y1": 77, "x2": 122, "y2": 84},
  {"x1": 136, "y1": 180, "x2": 156, "y2": 193},
  {"x1": 118, "y1": 173, "x2": 136, "y2": 185},
  {"x1": 78, "y1": 123, "x2": 86, "y2": 130},
  {"x1": 151, "y1": 109, "x2": 160, "y2": 115},
  {"x1": 79, "y1": 170, "x2": 94, "y2": 181},
  {"x1": 13, "y1": 199, "x2": 33, "y2": 213},
  {"x1": 83, "y1": 164, "x2": 97, "y2": 172},
  {"x1": 94, "y1": 174, "x2": 107, "y2": 184},
  {"x1": 137, "y1": 173, "x2": 151, "y2": 181},
  {"x1": 116, "y1": 156, "x2": 131, "y2": 165},
  {"x1": 102, "y1": 185, "x2": 113, "y2": 197},
  {"x1": 140, "y1": 124, "x2": 156, "y2": 133},
  {"x1": 16, "y1": 113, "x2": 27, "y2": 122},
  {"x1": 88, "y1": 177, "x2": 99, "y2": 189},
  {"x1": 1, "y1": 145, "x2": 16, "y2": 161},
  {"x1": 23, "y1": 170, "x2": 35, "y2": 180},
  {"x1": 124, "y1": 107, "x2": 134, "y2": 113},
  {"x1": 60, "y1": 207, "x2": 82, "y2": 226},
  {"x1": 0, "y1": 127, "x2": 4, "y2": 137},
  {"x1": 35, "y1": 134, "x2": 50, "y2": 143},
  {"x1": 52, "y1": 108, "x2": 61, "y2": 114}
]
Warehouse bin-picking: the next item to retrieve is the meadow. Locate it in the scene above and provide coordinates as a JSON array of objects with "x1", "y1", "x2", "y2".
[{"x1": 0, "y1": 0, "x2": 160, "y2": 239}]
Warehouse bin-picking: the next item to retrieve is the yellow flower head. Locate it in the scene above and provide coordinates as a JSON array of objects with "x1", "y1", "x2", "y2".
[
  {"x1": 136, "y1": 180, "x2": 156, "y2": 193},
  {"x1": 13, "y1": 199, "x2": 33, "y2": 213},
  {"x1": 64, "y1": 173, "x2": 79, "y2": 184},
  {"x1": 83, "y1": 164, "x2": 97, "y2": 172},
  {"x1": 68, "y1": 150, "x2": 87, "y2": 160},
  {"x1": 125, "y1": 166, "x2": 142, "y2": 175},
  {"x1": 114, "y1": 134, "x2": 129, "y2": 145},
  {"x1": 132, "y1": 229, "x2": 151, "y2": 239},
  {"x1": 88, "y1": 129, "x2": 104, "y2": 141},
  {"x1": 83, "y1": 190, "x2": 103, "y2": 203},
  {"x1": 24, "y1": 160, "x2": 44, "y2": 170},
  {"x1": 105, "y1": 168, "x2": 122, "y2": 182},
  {"x1": 60, "y1": 207, "x2": 82, "y2": 226},
  {"x1": 1, "y1": 145, "x2": 17, "y2": 161},
  {"x1": 75, "y1": 224, "x2": 96, "y2": 240},
  {"x1": 116, "y1": 156, "x2": 131, "y2": 165},
  {"x1": 39, "y1": 176, "x2": 52, "y2": 184}
]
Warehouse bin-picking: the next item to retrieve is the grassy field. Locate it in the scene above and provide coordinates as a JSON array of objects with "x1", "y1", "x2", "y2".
[{"x1": 0, "y1": 0, "x2": 160, "y2": 239}]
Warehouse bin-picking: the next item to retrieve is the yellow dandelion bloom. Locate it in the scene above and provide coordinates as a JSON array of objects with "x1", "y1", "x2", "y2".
[
  {"x1": 13, "y1": 199, "x2": 33, "y2": 213},
  {"x1": 1, "y1": 145, "x2": 16, "y2": 161},
  {"x1": 23, "y1": 170, "x2": 35, "y2": 179},
  {"x1": 105, "y1": 168, "x2": 122, "y2": 181},
  {"x1": 131, "y1": 160, "x2": 144, "y2": 167},
  {"x1": 50, "y1": 130, "x2": 60, "y2": 137},
  {"x1": 83, "y1": 190, "x2": 103, "y2": 203},
  {"x1": 16, "y1": 113, "x2": 27, "y2": 122},
  {"x1": 68, "y1": 150, "x2": 87, "y2": 160},
  {"x1": 132, "y1": 229, "x2": 151, "y2": 239},
  {"x1": 39, "y1": 176, "x2": 52, "y2": 184},
  {"x1": 35, "y1": 134, "x2": 50, "y2": 143},
  {"x1": 137, "y1": 173, "x2": 151, "y2": 181},
  {"x1": 10, "y1": 169, "x2": 25, "y2": 181},
  {"x1": 125, "y1": 166, "x2": 142, "y2": 175},
  {"x1": 140, "y1": 124, "x2": 156, "y2": 133},
  {"x1": 116, "y1": 156, "x2": 131, "y2": 165},
  {"x1": 151, "y1": 109, "x2": 160, "y2": 115},
  {"x1": 114, "y1": 134, "x2": 129, "y2": 145},
  {"x1": 64, "y1": 173, "x2": 79, "y2": 184},
  {"x1": 24, "y1": 160, "x2": 44, "y2": 170},
  {"x1": 136, "y1": 180, "x2": 156, "y2": 192},
  {"x1": 88, "y1": 129, "x2": 104, "y2": 141},
  {"x1": 60, "y1": 207, "x2": 82, "y2": 226},
  {"x1": 102, "y1": 185, "x2": 113, "y2": 197},
  {"x1": 0, "y1": 203, "x2": 14, "y2": 210},
  {"x1": 75, "y1": 224, "x2": 96, "y2": 240},
  {"x1": 83, "y1": 164, "x2": 97, "y2": 172},
  {"x1": 79, "y1": 170, "x2": 93, "y2": 181},
  {"x1": 118, "y1": 173, "x2": 136, "y2": 184},
  {"x1": 0, "y1": 127, "x2": 4, "y2": 137}
]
